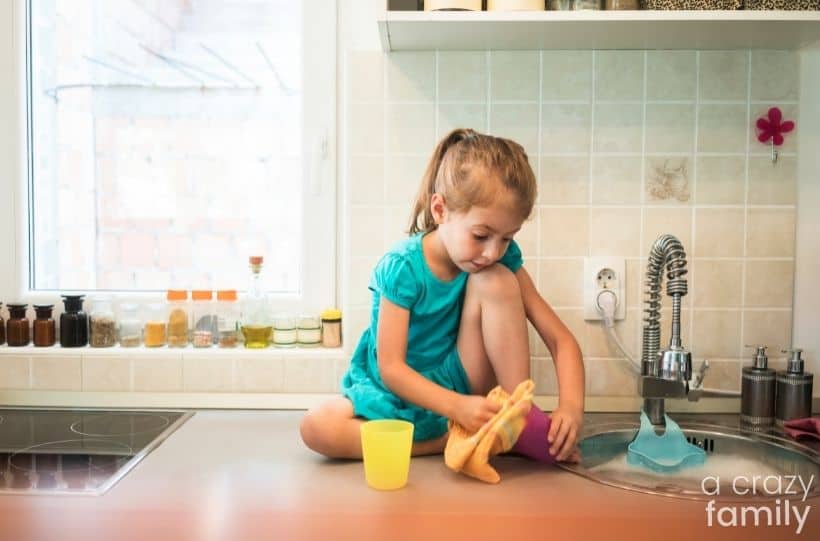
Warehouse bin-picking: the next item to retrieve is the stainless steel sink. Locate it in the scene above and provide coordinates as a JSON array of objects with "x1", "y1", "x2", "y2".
[{"x1": 558, "y1": 415, "x2": 820, "y2": 502}]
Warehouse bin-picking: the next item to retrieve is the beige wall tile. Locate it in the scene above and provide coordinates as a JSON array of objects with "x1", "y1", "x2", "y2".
[
  {"x1": 694, "y1": 208, "x2": 744, "y2": 257},
  {"x1": 643, "y1": 207, "x2": 693, "y2": 257},
  {"x1": 438, "y1": 51, "x2": 487, "y2": 102},
  {"x1": 590, "y1": 207, "x2": 641, "y2": 257},
  {"x1": 541, "y1": 104, "x2": 591, "y2": 153},
  {"x1": 385, "y1": 154, "x2": 426, "y2": 206},
  {"x1": 490, "y1": 51, "x2": 539, "y2": 101},
  {"x1": 437, "y1": 103, "x2": 488, "y2": 137},
  {"x1": 585, "y1": 307, "x2": 639, "y2": 360},
  {"x1": 748, "y1": 156, "x2": 796, "y2": 205},
  {"x1": 237, "y1": 356, "x2": 285, "y2": 392},
  {"x1": 699, "y1": 51, "x2": 748, "y2": 101},
  {"x1": 691, "y1": 310, "x2": 741, "y2": 359},
  {"x1": 751, "y1": 50, "x2": 799, "y2": 102},
  {"x1": 82, "y1": 356, "x2": 130, "y2": 391},
  {"x1": 749, "y1": 104, "x2": 799, "y2": 154},
  {"x1": 542, "y1": 51, "x2": 592, "y2": 102},
  {"x1": 133, "y1": 355, "x2": 183, "y2": 392},
  {"x1": 593, "y1": 103, "x2": 643, "y2": 153},
  {"x1": 539, "y1": 207, "x2": 589, "y2": 257},
  {"x1": 183, "y1": 355, "x2": 234, "y2": 392},
  {"x1": 647, "y1": 50, "x2": 696, "y2": 101},
  {"x1": 347, "y1": 51, "x2": 384, "y2": 103},
  {"x1": 746, "y1": 208, "x2": 795, "y2": 257},
  {"x1": 743, "y1": 310, "x2": 792, "y2": 352},
  {"x1": 538, "y1": 156, "x2": 589, "y2": 206},
  {"x1": 700, "y1": 358, "x2": 741, "y2": 392},
  {"x1": 283, "y1": 357, "x2": 337, "y2": 393},
  {"x1": 695, "y1": 156, "x2": 745, "y2": 205},
  {"x1": 626, "y1": 258, "x2": 642, "y2": 309},
  {"x1": 347, "y1": 255, "x2": 379, "y2": 307},
  {"x1": 645, "y1": 157, "x2": 692, "y2": 204},
  {"x1": 744, "y1": 260, "x2": 794, "y2": 308},
  {"x1": 532, "y1": 356, "x2": 558, "y2": 395},
  {"x1": 386, "y1": 52, "x2": 435, "y2": 103},
  {"x1": 348, "y1": 155, "x2": 384, "y2": 206},
  {"x1": 32, "y1": 355, "x2": 81, "y2": 391},
  {"x1": 693, "y1": 260, "x2": 743, "y2": 308},
  {"x1": 590, "y1": 156, "x2": 642, "y2": 205},
  {"x1": 538, "y1": 259, "x2": 584, "y2": 308},
  {"x1": 595, "y1": 51, "x2": 644, "y2": 101},
  {"x1": 349, "y1": 206, "x2": 385, "y2": 257},
  {"x1": 585, "y1": 358, "x2": 636, "y2": 397},
  {"x1": 384, "y1": 206, "x2": 410, "y2": 250},
  {"x1": 386, "y1": 103, "x2": 436, "y2": 154},
  {"x1": 515, "y1": 216, "x2": 539, "y2": 256},
  {"x1": 489, "y1": 103, "x2": 539, "y2": 158},
  {"x1": 697, "y1": 105, "x2": 748, "y2": 153},
  {"x1": 348, "y1": 103, "x2": 384, "y2": 155},
  {"x1": 645, "y1": 104, "x2": 696, "y2": 154},
  {"x1": 0, "y1": 356, "x2": 30, "y2": 389}
]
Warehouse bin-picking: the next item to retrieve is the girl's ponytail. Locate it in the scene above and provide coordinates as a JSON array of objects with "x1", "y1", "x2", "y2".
[{"x1": 408, "y1": 128, "x2": 477, "y2": 235}]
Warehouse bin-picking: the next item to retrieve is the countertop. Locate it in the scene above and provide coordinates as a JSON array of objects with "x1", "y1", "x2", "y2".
[{"x1": 0, "y1": 410, "x2": 817, "y2": 541}]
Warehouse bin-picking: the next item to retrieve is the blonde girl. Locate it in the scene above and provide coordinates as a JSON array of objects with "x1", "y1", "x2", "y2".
[{"x1": 301, "y1": 128, "x2": 584, "y2": 462}]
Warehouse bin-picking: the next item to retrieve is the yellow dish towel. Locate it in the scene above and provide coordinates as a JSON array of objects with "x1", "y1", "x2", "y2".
[{"x1": 444, "y1": 379, "x2": 535, "y2": 484}]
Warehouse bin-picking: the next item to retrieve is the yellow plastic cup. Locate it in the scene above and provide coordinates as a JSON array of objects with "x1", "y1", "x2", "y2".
[{"x1": 360, "y1": 419, "x2": 414, "y2": 490}]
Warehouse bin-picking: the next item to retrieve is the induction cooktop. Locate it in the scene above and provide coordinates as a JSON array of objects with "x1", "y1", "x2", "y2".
[{"x1": 0, "y1": 408, "x2": 193, "y2": 496}]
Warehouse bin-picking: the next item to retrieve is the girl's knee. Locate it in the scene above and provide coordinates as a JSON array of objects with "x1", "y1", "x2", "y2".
[
  {"x1": 299, "y1": 410, "x2": 323, "y2": 451},
  {"x1": 467, "y1": 264, "x2": 520, "y2": 300}
]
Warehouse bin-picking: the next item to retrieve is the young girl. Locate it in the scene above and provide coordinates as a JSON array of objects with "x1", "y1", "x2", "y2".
[{"x1": 300, "y1": 128, "x2": 585, "y2": 462}]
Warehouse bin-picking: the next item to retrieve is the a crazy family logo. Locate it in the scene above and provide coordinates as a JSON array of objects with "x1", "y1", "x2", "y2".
[{"x1": 701, "y1": 474, "x2": 814, "y2": 535}]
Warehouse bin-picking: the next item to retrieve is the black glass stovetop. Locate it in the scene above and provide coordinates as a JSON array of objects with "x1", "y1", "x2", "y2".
[{"x1": 0, "y1": 408, "x2": 192, "y2": 495}]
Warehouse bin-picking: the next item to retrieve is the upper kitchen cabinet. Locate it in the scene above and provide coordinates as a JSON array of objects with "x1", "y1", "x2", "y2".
[{"x1": 378, "y1": 5, "x2": 820, "y2": 51}]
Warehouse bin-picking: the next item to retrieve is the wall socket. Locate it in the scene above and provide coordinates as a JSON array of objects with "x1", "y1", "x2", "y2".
[{"x1": 583, "y1": 257, "x2": 626, "y2": 321}]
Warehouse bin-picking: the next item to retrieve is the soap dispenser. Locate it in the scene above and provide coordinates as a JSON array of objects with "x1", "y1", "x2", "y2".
[
  {"x1": 741, "y1": 345, "x2": 776, "y2": 428},
  {"x1": 775, "y1": 348, "x2": 814, "y2": 425}
]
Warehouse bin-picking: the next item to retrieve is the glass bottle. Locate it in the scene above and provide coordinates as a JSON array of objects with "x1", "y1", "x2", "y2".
[
  {"x1": 0, "y1": 302, "x2": 5, "y2": 345},
  {"x1": 143, "y1": 303, "x2": 167, "y2": 348},
  {"x1": 321, "y1": 308, "x2": 342, "y2": 348},
  {"x1": 119, "y1": 303, "x2": 142, "y2": 347},
  {"x1": 573, "y1": 0, "x2": 602, "y2": 8},
  {"x1": 166, "y1": 290, "x2": 190, "y2": 348},
  {"x1": 296, "y1": 314, "x2": 321, "y2": 348},
  {"x1": 60, "y1": 295, "x2": 88, "y2": 347},
  {"x1": 33, "y1": 304, "x2": 56, "y2": 347},
  {"x1": 605, "y1": 0, "x2": 638, "y2": 8},
  {"x1": 89, "y1": 295, "x2": 117, "y2": 347},
  {"x1": 6, "y1": 304, "x2": 30, "y2": 347},
  {"x1": 191, "y1": 290, "x2": 215, "y2": 348},
  {"x1": 216, "y1": 289, "x2": 240, "y2": 348},
  {"x1": 241, "y1": 256, "x2": 272, "y2": 349},
  {"x1": 272, "y1": 314, "x2": 297, "y2": 348}
]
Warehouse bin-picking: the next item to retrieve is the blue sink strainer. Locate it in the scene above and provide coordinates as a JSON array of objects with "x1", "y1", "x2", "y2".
[{"x1": 627, "y1": 410, "x2": 706, "y2": 473}]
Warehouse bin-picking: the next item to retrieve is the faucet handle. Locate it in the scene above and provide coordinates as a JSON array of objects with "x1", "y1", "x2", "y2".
[{"x1": 692, "y1": 359, "x2": 709, "y2": 390}]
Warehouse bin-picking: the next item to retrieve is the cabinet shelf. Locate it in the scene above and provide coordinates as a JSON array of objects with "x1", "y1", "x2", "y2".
[{"x1": 378, "y1": 10, "x2": 820, "y2": 51}]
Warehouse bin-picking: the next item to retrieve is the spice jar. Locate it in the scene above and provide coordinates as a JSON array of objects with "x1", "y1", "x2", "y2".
[
  {"x1": 272, "y1": 314, "x2": 297, "y2": 348},
  {"x1": 297, "y1": 314, "x2": 321, "y2": 348},
  {"x1": 60, "y1": 295, "x2": 88, "y2": 347},
  {"x1": 143, "y1": 303, "x2": 167, "y2": 347},
  {"x1": 321, "y1": 309, "x2": 342, "y2": 348},
  {"x1": 6, "y1": 303, "x2": 30, "y2": 347},
  {"x1": 191, "y1": 290, "x2": 215, "y2": 348},
  {"x1": 166, "y1": 290, "x2": 190, "y2": 347},
  {"x1": 605, "y1": 0, "x2": 638, "y2": 8},
  {"x1": 89, "y1": 295, "x2": 117, "y2": 347},
  {"x1": 574, "y1": 0, "x2": 601, "y2": 9},
  {"x1": 548, "y1": 0, "x2": 572, "y2": 8},
  {"x1": 216, "y1": 289, "x2": 239, "y2": 348},
  {"x1": 33, "y1": 304, "x2": 56, "y2": 347},
  {"x1": 119, "y1": 303, "x2": 142, "y2": 347},
  {"x1": 0, "y1": 302, "x2": 5, "y2": 345}
]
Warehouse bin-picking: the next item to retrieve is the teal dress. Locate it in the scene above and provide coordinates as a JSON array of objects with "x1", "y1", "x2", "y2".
[{"x1": 340, "y1": 233, "x2": 523, "y2": 441}]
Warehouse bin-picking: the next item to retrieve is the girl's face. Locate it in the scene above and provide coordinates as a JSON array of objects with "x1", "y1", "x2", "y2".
[{"x1": 432, "y1": 193, "x2": 524, "y2": 273}]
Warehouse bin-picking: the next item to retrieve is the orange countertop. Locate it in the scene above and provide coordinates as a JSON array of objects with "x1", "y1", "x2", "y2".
[{"x1": 0, "y1": 411, "x2": 817, "y2": 541}]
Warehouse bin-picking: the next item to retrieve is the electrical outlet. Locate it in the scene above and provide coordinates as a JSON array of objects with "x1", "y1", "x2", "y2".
[{"x1": 583, "y1": 257, "x2": 626, "y2": 321}]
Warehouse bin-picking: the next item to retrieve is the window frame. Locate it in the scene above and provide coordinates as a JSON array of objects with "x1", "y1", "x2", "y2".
[{"x1": 0, "y1": 0, "x2": 337, "y2": 314}]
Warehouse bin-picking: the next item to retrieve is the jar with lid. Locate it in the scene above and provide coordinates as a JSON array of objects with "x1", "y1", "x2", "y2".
[
  {"x1": 272, "y1": 314, "x2": 297, "y2": 348},
  {"x1": 166, "y1": 290, "x2": 190, "y2": 347},
  {"x1": 191, "y1": 290, "x2": 215, "y2": 348},
  {"x1": 605, "y1": 0, "x2": 638, "y2": 8},
  {"x1": 574, "y1": 0, "x2": 601, "y2": 9},
  {"x1": 33, "y1": 304, "x2": 56, "y2": 347},
  {"x1": 321, "y1": 309, "x2": 342, "y2": 348},
  {"x1": 216, "y1": 289, "x2": 239, "y2": 348},
  {"x1": 297, "y1": 314, "x2": 321, "y2": 348},
  {"x1": 89, "y1": 296, "x2": 117, "y2": 347},
  {"x1": 241, "y1": 256, "x2": 272, "y2": 348},
  {"x1": 60, "y1": 295, "x2": 88, "y2": 347},
  {"x1": 119, "y1": 303, "x2": 142, "y2": 347},
  {"x1": 6, "y1": 304, "x2": 30, "y2": 347},
  {"x1": 143, "y1": 303, "x2": 167, "y2": 348},
  {"x1": 0, "y1": 302, "x2": 5, "y2": 345}
]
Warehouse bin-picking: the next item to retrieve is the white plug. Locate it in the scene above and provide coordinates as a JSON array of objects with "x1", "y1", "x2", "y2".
[{"x1": 583, "y1": 257, "x2": 626, "y2": 321}]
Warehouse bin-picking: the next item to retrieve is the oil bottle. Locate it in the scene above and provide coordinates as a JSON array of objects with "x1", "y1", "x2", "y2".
[{"x1": 241, "y1": 256, "x2": 272, "y2": 348}]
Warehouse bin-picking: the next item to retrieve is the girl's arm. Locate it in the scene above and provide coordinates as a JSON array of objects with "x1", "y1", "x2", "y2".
[{"x1": 376, "y1": 296, "x2": 499, "y2": 433}]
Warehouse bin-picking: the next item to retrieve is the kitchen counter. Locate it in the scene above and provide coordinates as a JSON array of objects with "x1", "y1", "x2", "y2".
[{"x1": 0, "y1": 410, "x2": 817, "y2": 541}]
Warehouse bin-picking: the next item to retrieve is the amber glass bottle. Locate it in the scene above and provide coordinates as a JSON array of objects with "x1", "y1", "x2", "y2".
[
  {"x1": 6, "y1": 304, "x2": 30, "y2": 347},
  {"x1": 60, "y1": 295, "x2": 88, "y2": 347},
  {"x1": 33, "y1": 304, "x2": 57, "y2": 347}
]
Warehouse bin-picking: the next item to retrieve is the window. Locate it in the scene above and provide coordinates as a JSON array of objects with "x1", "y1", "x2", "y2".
[{"x1": 2, "y1": 0, "x2": 336, "y2": 310}]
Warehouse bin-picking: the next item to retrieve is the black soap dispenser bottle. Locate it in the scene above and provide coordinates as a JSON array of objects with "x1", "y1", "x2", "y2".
[
  {"x1": 60, "y1": 295, "x2": 88, "y2": 347},
  {"x1": 741, "y1": 345, "x2": 776, "y2": 429},
  {"x1": 775, "y1": 348, "x2": 814, "y2": 425}
]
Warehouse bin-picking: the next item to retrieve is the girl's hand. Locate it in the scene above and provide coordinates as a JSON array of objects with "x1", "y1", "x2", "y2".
[
  {"x1": 455, "y1": 395, "x2": 501, "y2": 433},
  {"x1": 548, "y1": 405, "x2": 584, "y2": 462}
]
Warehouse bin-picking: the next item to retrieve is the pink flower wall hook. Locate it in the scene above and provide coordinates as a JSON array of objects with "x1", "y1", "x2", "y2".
[{"x1": 756, "y1": 107, "x2": 795, "y2": 163}]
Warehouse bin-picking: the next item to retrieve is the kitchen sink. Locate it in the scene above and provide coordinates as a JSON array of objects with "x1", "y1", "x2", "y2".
[{"x1": 557, "y1": 415, "x2": 820, "y2": 502}]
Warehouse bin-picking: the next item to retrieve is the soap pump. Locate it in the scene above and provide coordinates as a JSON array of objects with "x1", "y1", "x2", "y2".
[
  {"x1": 775, "y1": 348, "x2": 814, "y2": 425},
  {"x1": 741, "y1": 345, "x2": 776, "y2": 428}
]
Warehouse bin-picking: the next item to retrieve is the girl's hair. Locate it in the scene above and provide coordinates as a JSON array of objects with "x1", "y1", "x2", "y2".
[{"x1": 408, "y1": 128, "x2": 537, "y2": 235}]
